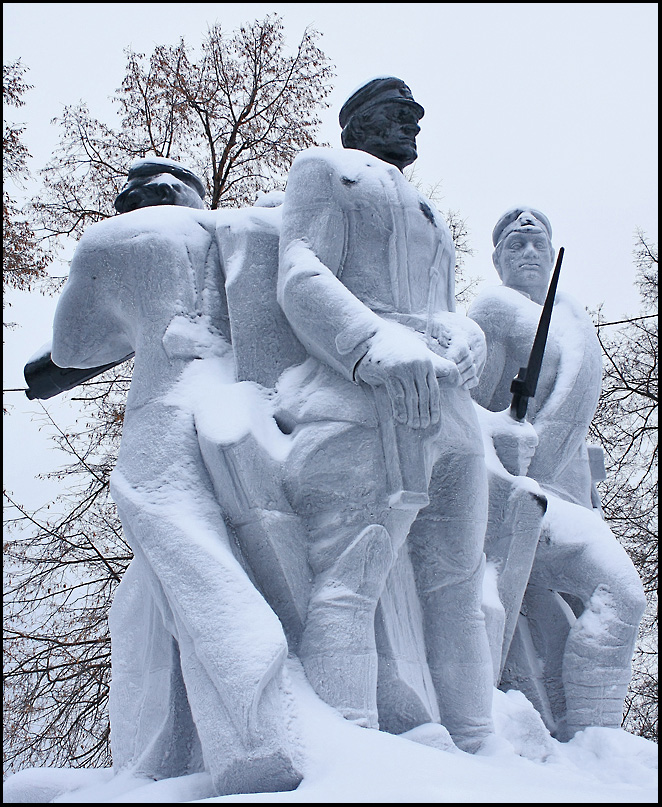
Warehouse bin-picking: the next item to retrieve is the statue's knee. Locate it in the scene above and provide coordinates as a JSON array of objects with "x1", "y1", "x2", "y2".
[
  {"x1": 575, "y1": 581, "x2": 647, "y2": 643},
  {"x1": 601, "y1": 577, "x2": 647, "y2": 627},
  {"x1": 314, "y1": 523, "x2": 395, "y2": 604},
  {"x1": 344, "y1": 523, "x2": 395, "y2": 580}
]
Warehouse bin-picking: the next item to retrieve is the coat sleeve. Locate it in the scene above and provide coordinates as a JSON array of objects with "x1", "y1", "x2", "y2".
[
  {"x1": 51, "y1": 222, "x2": 135, "y2": 369},
  {"x1": 525, "y1": 302, "x2": 602, "y2": 487},
  {"x1": 277, "y1": 152, "x2": 388, "y2": 382},
  {"x1": 467, "y1": 292, "x2": 509, "y2": 409}
]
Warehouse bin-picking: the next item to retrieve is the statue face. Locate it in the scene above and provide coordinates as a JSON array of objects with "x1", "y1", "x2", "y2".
[
  {"x1": 121, "y1": 174, "x2": 204, "y2": 212},
  {"x1": 497, "y1": 231, "x2": 554, "y2": 299},
  {"x1": 358, "y1": 101, "x2": 421, "y2": 169}
]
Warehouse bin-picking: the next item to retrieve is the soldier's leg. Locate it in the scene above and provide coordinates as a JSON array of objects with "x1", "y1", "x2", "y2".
[
  {"x1": 115, "y1": 556, "x2": 301, "y2": 793},
  {"x1": 406, "y1": 394, "x2": 495, "y2": 752},
  {"x1": 108, "y1": 552, "x2": 203, "y2": 779},
  {"x1": 527, "y1": 497, "x2": 647, "y2": 740},
  {"x1": 111, "y1": 469, "x2": 302, "y2": 795},
  {"x1": 283, "y1": 422, "x2": 415, "y2": 727}
]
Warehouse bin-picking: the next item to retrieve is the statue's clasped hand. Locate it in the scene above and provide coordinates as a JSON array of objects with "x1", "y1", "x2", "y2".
[
  {"x1": 489, "y1": 409, "x2": 539, "y2": 476},
  {"x1": 356, "y1": 328, "x2": 460, "y2": 429},
  {"x1": 442, "y1": 339, "x2": 481, "y2": 391},
  {"x1": 424, "y1": 320, "x2": 482, "y2": 392}
]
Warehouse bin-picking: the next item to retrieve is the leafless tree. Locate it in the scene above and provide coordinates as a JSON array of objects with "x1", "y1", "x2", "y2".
[
  {"x1": 32, "y1": 15, "x2": 333, "y2": 245},
  {"x1": 3, "y1": 60, "x2": 50, "y2": 310},
  {"x1": 589, "y1": 230, "x2": 658, "y2": 741}
]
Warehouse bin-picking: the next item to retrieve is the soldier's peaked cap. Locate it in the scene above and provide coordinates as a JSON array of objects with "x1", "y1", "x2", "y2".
[
  {"x1": 124, "y1": 158, "x2": 206, "y2": 199},
  {"x1": 339, "y1": 77, "x2": 424, "y2": 128}
]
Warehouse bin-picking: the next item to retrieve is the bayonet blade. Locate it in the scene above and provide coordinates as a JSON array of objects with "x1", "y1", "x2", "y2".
[{"x1": 510, "y1": 246, "x2": 564, "y2": 421}]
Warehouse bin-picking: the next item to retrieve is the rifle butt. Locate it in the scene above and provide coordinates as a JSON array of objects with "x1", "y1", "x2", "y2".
[{"x1": 372, "y1": 384, "x2": 432, "y2": 511}]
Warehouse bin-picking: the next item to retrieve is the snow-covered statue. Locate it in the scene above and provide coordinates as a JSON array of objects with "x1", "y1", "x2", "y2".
[
  {"x1": 275, "y1": 76, "x2": 497, "y2": 752},
  {"x1": 50, "y1": 157, "x2": 304, "y2": 796},
  {"x1": 468, "y1": 207, "x2": 646, "y2": 741},
  {"x1": 16, "y1": 77, "x2": 650, "y2": 803},
  {"x1": 46, "y1": 78, "x2": 501, "y2": 778},
  {"x1": 23, "y1": 158, "x2": 208, "y2": 400}
]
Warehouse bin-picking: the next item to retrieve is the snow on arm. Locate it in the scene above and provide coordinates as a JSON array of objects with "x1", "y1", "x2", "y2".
[
  {"x1": 51, "y1": 222, "x2": 135, "y2": 368},
  {"x1": 525, "y1": 294, "x2": 603, "y2": 485},
  {"x1": 278, "y1": 149, "x2": 386, "y2": 380},
  {"x1": 52, "y1": 206, "x2": 223, "y2": 371},
  {"x1": 467, "y1": 287, "x2": 510, "y2": 408}
]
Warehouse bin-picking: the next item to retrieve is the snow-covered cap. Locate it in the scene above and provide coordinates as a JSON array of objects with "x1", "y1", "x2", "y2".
[
  {"x1": 115, "y1": 157, "x2": 206, "y2": 212},
  {"x1": 492, "y1": 207, "x2": 552, "y2": 247},
  {"x1": 338, "y1": 76, "x2": 424, "y2": 128}
]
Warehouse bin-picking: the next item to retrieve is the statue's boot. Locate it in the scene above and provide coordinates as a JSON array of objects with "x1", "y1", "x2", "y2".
[
  {"x1": 560, "y1": 582, "x2": 647, "y2": 740},
  {"x1": 419, "y1": 558, "x2": 496, "y2": 753},
  {"x1": 299, "y1": 523, "x2": 395, "y2": 728}
]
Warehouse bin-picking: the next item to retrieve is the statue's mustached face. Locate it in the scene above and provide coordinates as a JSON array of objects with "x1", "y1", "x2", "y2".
[{"x1": 359, "y1": 102, "x2": 421, "y2": 169}]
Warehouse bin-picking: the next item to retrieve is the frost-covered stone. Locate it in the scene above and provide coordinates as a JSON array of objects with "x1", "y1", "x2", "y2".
[
  {"x1": 14, "y1": 89, "x2": 649, "y2": 804},
  {"x1": 51, "y1": 202, "x2": 303, "y2": 796},
  {"x1": 469, "y1": 208, "x2": 646, "y2": 740},
  {"x1": 276, "y1": 78, "x2": 495, "y2": 752}
]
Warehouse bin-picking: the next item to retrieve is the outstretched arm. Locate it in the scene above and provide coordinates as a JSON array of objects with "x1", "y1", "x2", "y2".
[{"x1": 52, "y1": 226, "x2": 134, "y2": 369}]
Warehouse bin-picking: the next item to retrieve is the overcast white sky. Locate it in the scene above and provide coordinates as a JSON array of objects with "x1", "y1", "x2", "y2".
[
  {"x1": 3, "y1": 3, "x2": 659, "y2": 503},
  {"x1": 4, "y1": 3, "x2": 659, "y2": 311}
]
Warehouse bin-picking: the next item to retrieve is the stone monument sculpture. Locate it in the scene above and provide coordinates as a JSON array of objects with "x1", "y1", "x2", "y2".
[
  {"x1": 49, "y1": 157, "x2": 304, "y2": 796},
  {"x1": 468, "y1": 207, "x2": 646, "y2": 741},
  {"x1": 39, "y1": 78, "x2": 502, "y2": 797},
  {"x1": 21, "y1": 82, "x2": 646, "y2": 799},
  {"x1": 23, "y1": 157, "x2": 208, "y2": 401},
  {"x1": 113, "y1": 157, "x2": 208, "y2": 213},
  {"x1": 275, "y1": 76, "x2": 496, "y2": 752}
]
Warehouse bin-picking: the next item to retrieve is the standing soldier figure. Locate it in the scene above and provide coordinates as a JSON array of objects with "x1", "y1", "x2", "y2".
[{"x1": 277, "y1": 77, "x2": 496, "y2": 752}]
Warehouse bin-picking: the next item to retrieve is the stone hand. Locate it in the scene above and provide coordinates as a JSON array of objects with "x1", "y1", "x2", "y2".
[
  {"x1": 356, "y1": 333, "x2": 460, "y2": 429},
  {"x1": 444, "y1": 338, "x2": 481, "y2": 391},
  {"x1": 425, "y1": 316, "x2": 485, "y2": 391},
  {"x1": 491, "y1": 414, "x2": 539, "y2": 476}
]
